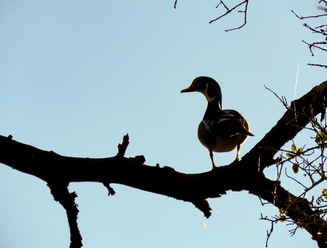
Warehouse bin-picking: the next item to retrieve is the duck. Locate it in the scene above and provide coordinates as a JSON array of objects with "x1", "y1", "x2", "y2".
[{"x1": 181, "y1": 76, "x2": 254, "y2": 169}]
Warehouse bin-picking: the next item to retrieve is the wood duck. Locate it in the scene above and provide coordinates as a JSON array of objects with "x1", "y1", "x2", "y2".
[{"x1": 181, "y1": 76, "x2": 254, "y2": 169}]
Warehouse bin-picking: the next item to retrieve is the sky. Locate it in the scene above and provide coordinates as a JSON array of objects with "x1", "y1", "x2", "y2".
[{"x1": 0, "y1": 1, "x2": 326, "y2": 247}]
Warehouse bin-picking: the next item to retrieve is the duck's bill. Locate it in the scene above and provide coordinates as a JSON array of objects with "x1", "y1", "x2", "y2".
[{"x1": 180, "y1": 86, "x2": 195, "y2": 93}]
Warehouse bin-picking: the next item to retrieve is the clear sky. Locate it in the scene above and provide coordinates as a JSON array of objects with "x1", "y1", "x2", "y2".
[{"x1": 0, "y1": 1, "x2": 326, "y2": 247}]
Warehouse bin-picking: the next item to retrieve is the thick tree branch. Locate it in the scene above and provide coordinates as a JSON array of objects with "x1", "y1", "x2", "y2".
[
  {"x1": 0, "y1": 81, "x2": 327, "y2": 247},
  {"x1": 243, "y1": 81, "x2": 327, "y2": 171}
]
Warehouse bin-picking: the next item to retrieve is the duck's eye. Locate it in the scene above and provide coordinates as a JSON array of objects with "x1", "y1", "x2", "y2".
[{"x1": 195, "y1": 80, "x2": 206, "y2": 91}]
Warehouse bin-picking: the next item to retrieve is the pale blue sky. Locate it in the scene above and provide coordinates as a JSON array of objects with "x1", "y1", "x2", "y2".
[{"x1": 0, "y1": 1, "x2": 326, "y2": 247}]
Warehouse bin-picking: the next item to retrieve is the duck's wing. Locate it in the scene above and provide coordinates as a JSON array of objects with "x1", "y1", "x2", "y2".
[{"x1": 203, "y1": 109, "x2": 254, "y2": 139}]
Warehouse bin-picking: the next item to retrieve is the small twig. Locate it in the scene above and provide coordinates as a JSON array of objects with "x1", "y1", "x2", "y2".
[
  {"x1": 216, "y1": 0, "x2": 229, "y2": 10},
  {"x1": 291, "y1": 9, "x2": 327, "y2": 19},
  {"x1": 315, "y1": 24, "x2": 327, "y2": 29},
  {"x1": 303, "y1": 23, "x2": 327, "y2": 35},
  {"x1": 225, "y1": 0, "x2": 248, "y2": 32},
  {"x1": 260, "y1": 214, "x2": 278, "y2": 247},
  {"x1": 103, "y1": 182, "x2": 116, "y2": 196},
  {"x1": 116, "y1": 134, "x2": 129, "y2": 157},
  {"x1": 302, "y1": 40, "x2": 327, "y2": 55},
  {"x1": 210, "y1": 0, "x2": 249, "y2": 32},
  {"x1": 266, "y1": 221, "x2": 274, "y2": 247},
  {"x1": 307, "y1": 63, "x2": 327, "y2": 68},
  {"x1": 264, "y1": 85, "x2": 289, "y2": 108},
  {"x1": 174, "y1": 0, "x2": 177, "y2": 9},
  {"x1": 285, "y1": 168, "x2": 308, "y2": 189}
]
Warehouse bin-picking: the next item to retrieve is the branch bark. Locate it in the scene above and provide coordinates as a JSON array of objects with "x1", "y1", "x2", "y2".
[{"x1": 0, "y1": 81, "x2": 327, "y2": 247}]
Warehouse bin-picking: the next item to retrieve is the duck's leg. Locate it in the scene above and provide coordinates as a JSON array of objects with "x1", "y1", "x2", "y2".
[
  {"x1": 235, "y1": 143, "x2": 241, "y2": 161},
  {"x1": 209, "y1": 149, "x2": 216, "y2": 169}
]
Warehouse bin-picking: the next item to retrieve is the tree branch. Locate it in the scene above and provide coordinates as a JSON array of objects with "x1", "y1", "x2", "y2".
[
  {"x1": 48, "y1": 182, "x2": 82, "y2": 248},
  {"x1": 1, "y1": 81, "x2": 327, "y2": 247}
]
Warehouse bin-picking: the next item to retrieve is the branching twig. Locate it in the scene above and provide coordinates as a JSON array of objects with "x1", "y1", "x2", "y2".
[
  {"x1": 303, "y1": 23, "x2": 327, "y2": 35},
  {"x1": 302, "y1": 40, "x2": 327, "y2": 56},
  {"x1": 291, "y1": 5, "x2": 327, "y2": 69},
  {"x1": 210, "y1": 0, "x2": 249, "y2": 32},
  {"x1": 291, "y1": 9, "x2": 327, "y2": 19},
  {"x1": 265, "y1": 219, "x2": 274, "y2": 247},
  {"x1": 264, "y1": 85, "x2": 289, "y2": 108}
]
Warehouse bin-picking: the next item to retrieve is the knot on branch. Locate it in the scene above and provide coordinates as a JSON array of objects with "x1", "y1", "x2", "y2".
[{"x1": 128, "y1": 155, "x2": 146, "y2": 164}]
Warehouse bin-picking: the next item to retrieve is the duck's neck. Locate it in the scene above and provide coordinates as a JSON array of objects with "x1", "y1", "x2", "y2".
[{"x1": 204, "y1": 98, "x2": 222, "y2": 119}]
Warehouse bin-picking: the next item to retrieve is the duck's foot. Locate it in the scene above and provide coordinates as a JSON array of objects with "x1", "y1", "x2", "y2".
[
  {"x1": 211, "y1": 160, "x2": 217, "y2": 170},
  {"x1": 233, "y1": 156, "x2": 240, "y2": 162}
]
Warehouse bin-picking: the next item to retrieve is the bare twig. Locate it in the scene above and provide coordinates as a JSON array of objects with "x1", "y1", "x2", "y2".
[
  {"x1": 308, "y1": 63, "x2": 327, "y2": 68},
  {"x1": 210, "y1": 0, "x2": 249, "y2": 32},
  {"x1": 225, "y1": 1, "x2": 248, "y2": 32},
  {"x1": 264, "y1": 85, "x2": 289, "y2": 108},
  {"x1": 174, "y1": 0, "x2": 177, "y2": 9},
  {"x1": 291, "y1": 9, "x2": 327, "y2": 19},
  {"x1": 285, "y1": 168, "x2": 307, "y2": 189},
  {"x1": 216, "y1": 0, "x2": 229, "y2": 10},
  {"x1": 103, "y1": 182, "x2": 116, "y2": 196},
  {"x1": 266, "y1": 220, "x2": 274, "y2": 247},
  {"x1": 302, "y1": 40, "x2": 327, "y2": 56},
  {"x1": 303, "y1": 23, "x2": 327, "y2": 35},
  {"x1": 292, "y1": 5, "x2": 327, "y2": 69},
  {"x1": 116, "y1": 134, "x2": 129, "y2": 157}
]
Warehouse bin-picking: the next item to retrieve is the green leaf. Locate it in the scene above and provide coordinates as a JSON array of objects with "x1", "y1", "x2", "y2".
[
  {"x1": 279, "y1": 208, "x2": 287, "y2": 214},
  {"x1": 322, "y1": 189, "x2": 327, "y2": 199},
  {"x1": 291, "y1": 144, "x2": 296, "y2": 152},
  {"x1": 279, "y1": 215, "x2": 287, "y2": 222},
  {"x1": 316, "y1": 132, "x2": 327, "y2": 144},
  {"x1": 286, "y1": 153, "x2": 294, "y2": 159}
]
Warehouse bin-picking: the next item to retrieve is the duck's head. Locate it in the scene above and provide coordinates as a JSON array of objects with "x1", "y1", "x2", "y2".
[{"x1": 181, "y1": 76, "x2": 222, "y2": 109}]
